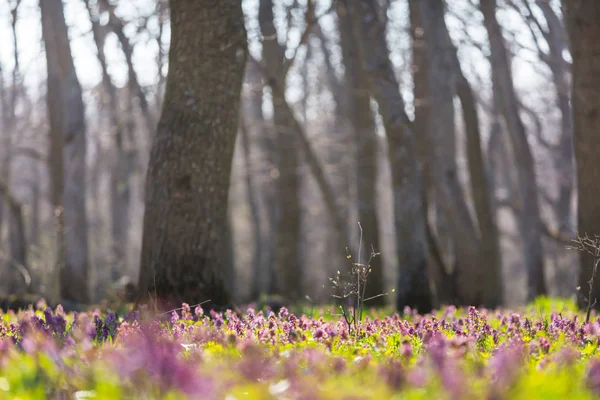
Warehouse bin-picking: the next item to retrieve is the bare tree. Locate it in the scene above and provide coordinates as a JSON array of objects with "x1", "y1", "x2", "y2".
[
  {"x1": 240, "y1": 60, "x2": 268, "y2": 299},
  {"x1": 98, "y1": 0, "x2": 154, "y2": 134},
  {"x1": 419, "y1": 0, "x2": 503, "y2": 307},
  {"x1": 481, "y1": 0, "x2": 546, "y2": 300},
  {"x1": 0, "y1": 0, "x2": 28, "y2": 295},
  {"x1": 258, "y1": 0, "x2": 303, "y2": 300},
  {"x1": 346, "y1": 0, "x2": 433, "y2": 312},
  {"x1": 564, "y1": 0, "x2": 600, "y2": 309},
  {"x1": 336, "y1": 1, "x2": 383, "y2": 304},
  {"x1": 40, "y1": 0, "x2": 90, "y2": 303},
  {"x1": 84, "y1": 0, "x2": 135, "y2": 282},
  {"x1": 136, "y1": 0, "x2": 248, "y2": 310}
]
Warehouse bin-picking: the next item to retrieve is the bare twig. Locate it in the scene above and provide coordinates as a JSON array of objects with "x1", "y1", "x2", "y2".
[{"x1": 568, "y1": 232, "x2": 600, "y2": 323}]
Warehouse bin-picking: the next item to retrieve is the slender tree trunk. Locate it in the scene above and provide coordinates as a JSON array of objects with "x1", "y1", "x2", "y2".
[
  {"x1": 30, "y1": 161, "x2": 40, "y2": 250},
  {"x1": 336, "y1": 1, "x2": 384, "y2": 304},
  {"x1": 241, "y1": 60, "x2": 266, "y2": 299},
  {"x1": 98, "y1": 0, "x2": 154, "y2": 134},
  {"x1": 258, "y1": 0, "x2": 302, "y2": 300},
  {"x1": 418, "y1": 0, "x2": 483, "y2": 306},
  {"x1": 347, "y1": 0, "x2": 432, "y2": 312},
  {"x1": 0, "y1": 1, "x2": 25, "y2": 294},
  {"x1": 41, "y1": 0, "x2": 90, "y2": 304},
  {"x1": 137, "y1": 0, "x2": 247, "y2": 311},
  {"x1": 421, "y1": 0, "x2": 503, "y2": 306},
  {"x1": 408, "y1": 0, "x2": 451, "y2": 306},
  {"x1": 8, "y1": 200, "x2": 27, "y2": 293},
  {"x1": 481, "y1": 0, "x2": 546, "y2": 300},
  {"x1": 564, "y1": 0, "x2": 600, "y2": 309},
  {"x1": 84, "y1": 0, "x2": 133, "y2": 282},
  {"x1": 0, "y1": 182, "x2": 27, "y2": 294},
  {"x1": 536, "y1": 1, "x2": 574, "y2": 234}
]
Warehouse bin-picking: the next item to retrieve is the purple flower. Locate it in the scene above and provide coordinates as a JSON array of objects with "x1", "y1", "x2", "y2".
[
  {"x1": 553, "y1": 346, "x2": 579, "y2": 368},
  {"x1": 488, "y1": 341, "x2": 525, "y2": 389},
  {"x1": 170, "y1": 310, "x2": 180, "y2": 324},
  {"x1": 380, "y1": 359, "x2": 404, "y2": 390},
  {"x1": 539, "y1": 337, "x2": 551, "y2": 353},
  {"x1": 180, "y1": 303, "x2": 192, "y2": 320},
  {"x1": 588, "y1": 358, "x2": 600, "y2": 394},
  {"x1": 194, "y1": 305, "x2": 204, "y2": 319}
]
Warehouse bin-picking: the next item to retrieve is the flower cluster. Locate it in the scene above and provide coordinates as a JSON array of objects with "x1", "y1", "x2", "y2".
[{"x1": 0, "y1": 298, "x2": 599, "y2": 398}]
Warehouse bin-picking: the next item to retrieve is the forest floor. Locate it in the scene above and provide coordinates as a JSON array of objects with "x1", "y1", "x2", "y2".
[{"x1": 0, "y1": 297, "x2": 598, "y2": 399}]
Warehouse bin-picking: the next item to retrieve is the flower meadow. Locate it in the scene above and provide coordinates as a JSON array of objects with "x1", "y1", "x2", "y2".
[{"x1": 1, "y1": 298, "x2": 600, "y2": 399}]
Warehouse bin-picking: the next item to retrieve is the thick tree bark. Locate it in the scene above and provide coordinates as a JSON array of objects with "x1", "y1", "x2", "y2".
[
  {"x1": 481, "y1": 0, "x2": 547, "y2": 300},
  {"x1": 258, "y1": 0, "x2": 302, "y2": 300},
  {"x1": 336, "y1": 1, "x2": 383, "y2": 304},
  {"x1": 137, "y1": 0, "x2": 247, "y2": 310},
  {"x1": 40, "y1": 0, "x2": 90, "y2": 304},
  {"x1": 564, "y1": 0, "x2": 600, "y2": 309},
  {"x1": 347, "y1": 0, "x2": 432, "y2": 312}
]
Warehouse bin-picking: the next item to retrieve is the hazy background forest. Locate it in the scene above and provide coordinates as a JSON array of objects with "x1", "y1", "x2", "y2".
[{"x1": 0, "y1": 0, "x2": 585, "y2": 309}]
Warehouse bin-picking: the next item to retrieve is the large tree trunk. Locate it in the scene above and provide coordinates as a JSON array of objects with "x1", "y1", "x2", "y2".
[
  {"x1": 258, "y1": 0, "x2": 302, "y2": 300},
  {"x1": 40, "y1": 0, "x2": 90, "y2": 304},
  {"x1": 481, "y1": 0, "x2": 547, "y2": 300},
  {"x1": 336, "y1": 1, "x2": 383, "y2": 304},
  {"x1": 564, "y1": 0, "x2": 600, "y2": 310},
  {"x1": 347, "y1": 0, "x2": 432, "y2": 312},
  {"x1": 136, "y1": 0, "x2": 247, "y2": 311}
]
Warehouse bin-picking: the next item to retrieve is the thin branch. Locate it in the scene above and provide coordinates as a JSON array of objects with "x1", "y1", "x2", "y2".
[{"x1": 281, "y1": 0, "x2": 335, "y2": 79}]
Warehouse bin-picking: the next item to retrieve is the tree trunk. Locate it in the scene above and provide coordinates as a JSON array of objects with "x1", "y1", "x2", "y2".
[
  {"x1": 8, "y1": 200, "x2": 27, "y2": 294},
  {"x1": 528, "y1": 1, "x2": 573, "y2": 235},
  {"x1": 241, "y1": 59, "x2": 266, "y2": 299},
  {"x1": 408, "y1": 0, "x2": 451, "y2": 307},
  {"x1": 481, "y1": 0, "x2": 547, "y2": 300},
  {"x1": 258, "y1": 0, "x2": 302, "y2": 300},
  {"x1": 564, "y1": 0, "x2": 600, "y2": 309},
  {"x1": 0, "y1": 182, "x2": 27, "y2": 295},
  {"x1": 418, "y1": 0, "x2": 484, "y2": 306},
  {"x1": 137, "y1": 0, "x2": 247, "y2": 311},
  {"x1": 421, "y1": 0, "x2": 503, "y2": 307},
  {"x1": 347, "y1": 0, "x2": 432, "y2": 312},
  {"x1": 40, "y1": 0, "x2": 90, "y2": 304},
  {"x1": 336, "y1": 1, "x2": 383, "y2": 304},
  {"x1": 84, "y1": 0, "x2": 133, "y2": 282},
  {"x1": 98, "y1": 0, "x2": 154, "y2": 134}
]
